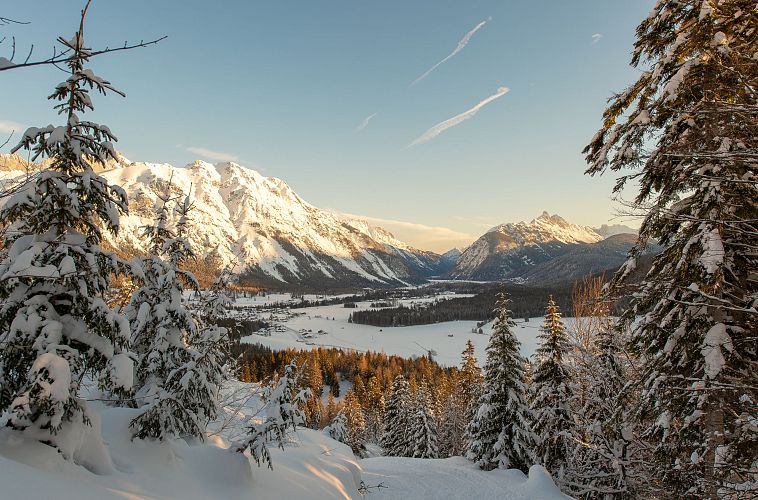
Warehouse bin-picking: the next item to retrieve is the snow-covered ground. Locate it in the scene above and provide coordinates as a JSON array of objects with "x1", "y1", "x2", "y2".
[
  {"x1": 0, "y1": 381, "x2": 568, "y2": 499},
  {"x1": 239, "y1": 294, "x2": 574, "y2": 367},
  {"x1": 362, "y1": 457, "x2": 567, "y2": 500}
]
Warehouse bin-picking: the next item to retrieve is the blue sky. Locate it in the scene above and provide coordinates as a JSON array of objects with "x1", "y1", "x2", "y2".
[{"x1": 1, "y1": 0, "x2": 653, "y2": 252}]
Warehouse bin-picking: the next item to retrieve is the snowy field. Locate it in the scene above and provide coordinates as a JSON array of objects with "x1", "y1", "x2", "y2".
[
  {"x1": 237, "y1": 294, "x2": 580, "y2": 367},
  {"x1": 0, "y1": 381, "x2": 568, "y2": 500}
]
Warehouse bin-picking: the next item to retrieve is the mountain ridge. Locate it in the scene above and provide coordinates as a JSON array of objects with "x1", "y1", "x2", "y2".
[
  {"x1": 0, "y1": 155, "x2": 452, "y2": 288},
  {"x1": 0, "y1": 154, "x2": 645, "y2": 288},
  {"x1": 446, "y1": 213, "x2": 650, "y2": 284}
]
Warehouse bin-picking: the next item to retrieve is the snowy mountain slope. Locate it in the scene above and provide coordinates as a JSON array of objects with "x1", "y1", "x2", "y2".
[
  {"x1": 449, "y1": 212, "x2": 604, "y2": 281},
  {"x1": 0, "y1": 154, "x2": 453, "y2": 288},
  {"x1": 518, "y1": 233, "x2": 638, "y2": 285},
  {"x1": 106, "y1": 160, "x2": 457, "y2": 287},
  {"x1": 440, "y1": 248, "x2": 462, "y2": 267},
  {"x1": 594, "y1": 223, "x2": 637, "y2": 238}
]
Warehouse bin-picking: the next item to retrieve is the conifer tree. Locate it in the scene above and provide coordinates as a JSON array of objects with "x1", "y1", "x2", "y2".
[
  {"x1": 439, "y1": 342, "x2": 483, "y2": 457},
  {"x1": 466, "y1": 294, "x2": 535, "y2": 472},
  {"x1": 411, "y1": 381, "x2": 439, "y2": 459},
  {"x1": 364, "y1": 376, "x2": 386, "y2": 443},
  {"x1": 342, "y1": 389, "x2": 367, "y2": 455},
  {"x1": 304, "y1": 353, "x2": 324, "y2": 398},
  {"x1": 182, "y1": 265, "x2": 233, "y2": 439},
  {"x1": 127, "y1": 193, "x2": 203, "y2": 440},
  {"x1": 303, "y1": 395, "x2": 324, "y2": 430},
  {"x1": 299, "y1": 353, "x2": 324, "y2": 429},
  {"x1": 237, "y1": 360, "x2": 310, "y2": 469},
  {"x1": 325, "y1": 392, "x2": 338, "y2": 423},
  {"x1": 0, "y1": 7, "x2": 133, "y2": 455},
  {"x1": 324, "y1": 409, "x2": 349, "y2": 446},
  {"x1": 459, "y1": 339, "x2": 483, "y2": 450},
  {"x1": 566, "y1": 320, "x2": 636, "y2": 498},
  {"x1": 381, "y1": 374, "x2": 413, "y2": 456},
  {"x1": 530, "y1": 296, "x2": 573, "y2": 480},
  {"x1": 437, "y1": 371, "x2": 457, "y2": 457},
  {"x1": 584, "y1": 1, "x2": 757, "y2": 495},
  {"x1": 439, "y1": 387, "x2": 466, "y2": 457}
]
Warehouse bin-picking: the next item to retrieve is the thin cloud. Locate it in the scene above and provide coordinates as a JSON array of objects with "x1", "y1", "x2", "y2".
[
  {"x1": 186, "y1": 146, "x2": 238, "y2": 163},
  {"x1": 409, "y1": 86, "x2": 509, "y2": 147},
  {"x1": 341, "y1": 212, "x2": 476, "y2": 253},
  {"x1": 355, "y1": 113, "x2": 377, "y2": 133},
  {"x1": 0, "y1": 119, "x2": 25, "y2": 135},
  {"x1": 411, "y1": 17, "x2": 491, "y2": 86},
  {"x1": 454, "y1": 215, "x2": 499, "y2": 229},
  {"x1": 591, "y1": 33, "x2": 604, "y2": 44}
]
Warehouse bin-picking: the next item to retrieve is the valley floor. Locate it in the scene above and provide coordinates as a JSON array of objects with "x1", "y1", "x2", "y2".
[{"x1": 238, "y1": 293, "x2": 583, "y2": 366}]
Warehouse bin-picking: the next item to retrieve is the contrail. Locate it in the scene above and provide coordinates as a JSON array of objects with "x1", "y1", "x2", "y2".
[
  {"x1": 355, "y1": 113, "x2": 377, "y2": 132},
  {"x1": 409, "y1": 86, "x2": 509, "y2": 147},
  {"x1": 411, "y1": 17, "x2": 491, "y2": 86}
]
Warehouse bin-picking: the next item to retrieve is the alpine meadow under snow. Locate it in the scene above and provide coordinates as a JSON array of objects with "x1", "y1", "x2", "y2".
[{"x1": 0, "y1": 1, "x2": 756, "y2": 499}]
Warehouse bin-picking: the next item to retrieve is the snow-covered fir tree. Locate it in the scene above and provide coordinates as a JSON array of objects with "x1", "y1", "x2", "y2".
[
  {"x1": 342, "y1": 389, "x2": 367, "y2": 455},
  {"x1": 381, "y1": 374, "x2": 413, "y2": 456},
  {"x1": 439, "y1": 341, "x2": 483, "y2": 457},
  {"x1": 177, "y1": 254, "x2": 233, "y2": 441},
  {"x1": 126, "y1": 193, "x2": 205, "y2": 440},
  {"x1": 565, "y1": 318, "x2": 636, "y2": 498},
  {"x1": 459, "y1": 339, "x2": 483, "y2": 452},
  {"x1": 530, "y1": 296, "x2": 573, "y2": 479},
  {"x1": 324, "y1": 409, "x2": 349, "y2": 446},
  {"x1": 584, "y1": 0, "x2": 757, "y2": 495},
  {"x1": 438, "y1": 373, "x2": 458, "y2": 457},
  {"x1": 237, "y1": 360, "x2": 310, "y2": 469},
  {"x1": 466, "y1": 293, "x2": 536, "y2": 472},
  {"x1": 0, "y1": 16, "x2": 133, "y2": 455},
  {"x1": 411, "y1": 381, "x2": 439, "y2": 459}
]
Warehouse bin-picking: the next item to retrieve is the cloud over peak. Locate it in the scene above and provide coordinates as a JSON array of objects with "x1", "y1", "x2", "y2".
[{"x1": 186, "y1": 146, "x2": 238, "y2": 163}]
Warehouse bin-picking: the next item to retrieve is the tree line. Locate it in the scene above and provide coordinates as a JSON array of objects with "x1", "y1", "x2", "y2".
[{"x1": 347, "y1": 284, "x2": 573, "y2": 326}]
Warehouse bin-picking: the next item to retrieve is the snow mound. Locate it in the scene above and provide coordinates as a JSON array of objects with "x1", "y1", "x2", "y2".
[{"x1": 360, "y1": 456, "x2": 568, "y2": 499}]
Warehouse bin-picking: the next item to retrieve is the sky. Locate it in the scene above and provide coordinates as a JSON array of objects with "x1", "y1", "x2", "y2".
[{"x1": 1, "y1": 0, "x2": 654, "y2": 252}]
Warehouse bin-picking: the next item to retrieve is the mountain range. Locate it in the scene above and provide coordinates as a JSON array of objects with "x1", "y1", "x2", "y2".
[
  {"x1": 0, "y1": 154, "x2": 641, "y2": 289},
  {"x1": 448, "y1": 212, "x2": 642, "y2": 284}
]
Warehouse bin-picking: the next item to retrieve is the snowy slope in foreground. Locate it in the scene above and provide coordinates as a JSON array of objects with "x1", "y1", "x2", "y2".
[
  {"x1": 0, "y1": 391, "x2": 567, "y2": 499},
  {"x1": 362, "y1": 457, "x2": 567, "y2": 500}
]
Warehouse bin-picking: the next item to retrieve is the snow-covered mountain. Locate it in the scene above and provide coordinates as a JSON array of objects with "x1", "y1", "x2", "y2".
[
  {"x1": 99, "y1": 160, "x2": 451, "y2": 287},
  {"x1": 440, "y1": 248, "x2": 463, "y2": 267},
  {"x1": 0, "y1": 154, "x2": 453, "y2": 287},
  {"x1": 449, "y1": 212, "x2": 606, "y2": 281},
  {"x1": 593, "y1": 223, "x2": 637, "y2": 238}
]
